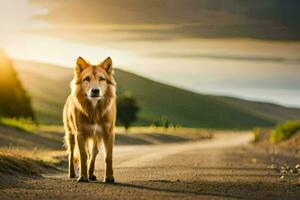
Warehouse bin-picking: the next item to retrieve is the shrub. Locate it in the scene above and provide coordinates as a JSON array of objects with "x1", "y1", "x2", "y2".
[
  {"x1": 270, "y1": 120, "x2": 300, "y2": 143},
  {"x1": 151, "y1": 116, "x2": 180, "y2": 129},
  {"x1": 117, "y1": 91, "x2": 140, "y2": 130},
  {"x1": 252, "y1": 128, "x2": 261, "y2": 143},
  {"x1": 0, "y1": 118, "x2": 37, "y2": 132}
]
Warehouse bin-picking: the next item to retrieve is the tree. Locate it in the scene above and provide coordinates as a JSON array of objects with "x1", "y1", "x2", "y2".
[
  {"x1": 0, "y1": 49, "x2": 34, "y2": 119},
  {"x1": 117, "y1": 91, "x2": 139, "y2": 130}
]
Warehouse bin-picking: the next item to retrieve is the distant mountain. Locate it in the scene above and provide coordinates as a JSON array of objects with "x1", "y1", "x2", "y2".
[
  {"x1": 14, "y1": 60, "x2": 300, "y2": 128},
  {"x1": 0, "y1": 51, "x2": 34, "y2": 119}
]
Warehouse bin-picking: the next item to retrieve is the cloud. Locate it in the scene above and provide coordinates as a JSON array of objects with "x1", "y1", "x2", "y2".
[
  {"x1": 31, "y1": 0, "x2": 300, "y2": 40},
  {"x1": 152, "y1": 52, "x2": 300, "y2": 64}
]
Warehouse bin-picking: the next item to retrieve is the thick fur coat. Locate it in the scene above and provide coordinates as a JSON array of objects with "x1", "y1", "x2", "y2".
[{"x1": 63, "y1": 56, "x2": 116, "y2": 182}]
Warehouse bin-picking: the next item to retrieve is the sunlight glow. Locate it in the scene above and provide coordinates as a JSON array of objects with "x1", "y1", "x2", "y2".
[
  {"x1": 6, "y1": 34, "x2": 134, "y2": 68},
  {"x1": 0, "y1": 0, "x2": 300, "y2": 108},
  {"x1": 0, "y1": 0, "x2": 48, "y2": 47}
]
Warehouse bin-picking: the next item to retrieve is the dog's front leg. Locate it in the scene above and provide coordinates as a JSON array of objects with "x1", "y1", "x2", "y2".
[
  {"x1": 103, "y1": 133, "x2": 115, "y2": 183},
  {"x1": 88, "y1": 139, "x2": 99, "y2": 181},
  {"x1": 76, "y1": 133, "x2": 88, "y2": 182}
]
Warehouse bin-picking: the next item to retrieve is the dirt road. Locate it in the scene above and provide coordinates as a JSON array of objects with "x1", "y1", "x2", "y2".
[{"x1": 1, "y1": 132, "x2": 300, "y2": 200}]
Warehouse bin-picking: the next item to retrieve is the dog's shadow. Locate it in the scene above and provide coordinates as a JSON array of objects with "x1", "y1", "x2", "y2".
[{"x1": 88, "y1": 180, "x2": 248, "y2": 199}]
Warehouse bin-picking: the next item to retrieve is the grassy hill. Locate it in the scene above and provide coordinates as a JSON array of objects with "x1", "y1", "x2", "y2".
[{"x1": 14, "y1": 60, "x2": 300, "y2": 128}]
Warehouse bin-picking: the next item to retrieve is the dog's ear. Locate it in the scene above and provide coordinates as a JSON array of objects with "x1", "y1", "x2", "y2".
[
  {"x1": 75, "y1": 56, "x2": 89, "y2": 73},
  {"x1": 99, "y1": 57, "x2": 113, "y2": 74}
]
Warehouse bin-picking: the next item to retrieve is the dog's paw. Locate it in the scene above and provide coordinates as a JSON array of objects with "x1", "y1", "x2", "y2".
[
  {"x1": 77, "y1": 176, "x2": 89, "y2": 182},
  {"x1": 69, "y1": 172, "x2": 76, "y2": 178},
  {"x1": 105, "y1": 176, "x2": 115, "y2": 183},
  {"x1": 89, "y1": 174, "x2": 97, "y2": 181}
]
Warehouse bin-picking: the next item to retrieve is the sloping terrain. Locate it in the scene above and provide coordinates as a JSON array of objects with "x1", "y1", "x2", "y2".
[{"x1": 14, "y1": 60, "x2": 300, "y2": 128}]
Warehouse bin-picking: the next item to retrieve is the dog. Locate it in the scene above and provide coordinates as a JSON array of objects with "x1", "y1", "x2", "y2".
[{"x1": 63, "y1": 56, "x2": 116, "y2": 182}]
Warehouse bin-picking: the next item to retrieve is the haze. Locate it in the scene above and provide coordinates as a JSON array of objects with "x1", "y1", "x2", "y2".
[{"x1": 1, "y1": 0, "x2": 300, "y2": 107}]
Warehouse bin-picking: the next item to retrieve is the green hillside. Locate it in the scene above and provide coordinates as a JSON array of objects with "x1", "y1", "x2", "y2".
[{"x1": 14, "y1": 60, "x2": 300, "y2": 128}]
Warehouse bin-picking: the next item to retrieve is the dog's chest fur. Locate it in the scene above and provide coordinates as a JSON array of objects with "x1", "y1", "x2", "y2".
[{"x1": 84, "y1": 123, "x2": 104, "y2": 136}]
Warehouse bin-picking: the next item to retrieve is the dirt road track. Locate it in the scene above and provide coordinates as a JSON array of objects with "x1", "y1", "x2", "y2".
[{"x1": 1, "y1": 132, "x2": 300, "y2": 200}]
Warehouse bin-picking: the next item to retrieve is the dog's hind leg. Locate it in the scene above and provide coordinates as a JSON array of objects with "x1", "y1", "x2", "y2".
[
  {"x1": 66, "y1": 132, "x2": 76, "y2": 178},
  {"x1": 88, "y1": 138, "x2": 99, "y2": 181}
]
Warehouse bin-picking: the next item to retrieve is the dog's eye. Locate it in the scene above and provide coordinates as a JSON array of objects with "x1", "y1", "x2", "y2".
[
  {"x1": 83, "y1": 76, "x2": 90, "y2": 82},
  {"x1": 99, "y1": 76, "x2": 106, "y2": 81}
]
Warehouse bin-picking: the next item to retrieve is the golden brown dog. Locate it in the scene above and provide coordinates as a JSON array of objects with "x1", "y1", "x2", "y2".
[{"x1": 63, "y1": 56, "x2": 116, "y2": 182}]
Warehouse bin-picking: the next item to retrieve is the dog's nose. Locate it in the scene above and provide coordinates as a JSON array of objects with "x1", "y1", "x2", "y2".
[{"x1": 91, "y1": 88, "x2": 100, "y2": 96}]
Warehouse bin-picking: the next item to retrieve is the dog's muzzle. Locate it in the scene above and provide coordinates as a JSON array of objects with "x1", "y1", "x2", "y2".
[{"x1": 90, "y1": 88, "x2": 100, "y2": 98}]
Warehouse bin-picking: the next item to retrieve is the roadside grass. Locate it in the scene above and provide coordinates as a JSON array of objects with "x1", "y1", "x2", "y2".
[
  {"x1": 0, "y1": 118, "x2": 212, "y2": 138},
  {"x1": 117, "y1": 126, "x2": 210, "y2": 134},
  {"x1": 0, "y1": 118, "x2": 36, "y2": 133},
  {"x1": 116, "y1": 126, "x2": 214, "y2": 139},
  {"x1": 0, "y1": 150, "x2": 65, "y2": 178},
  {"x1": 0, "y1": 152, "x2": 43, "y2": 176},
  {"x1": 0, "y1": 117, "x2": 64, "y2": 141},
  {"x1": 252, "y1": 128, "x2": 261, "y2": 143},
  {"x1": 270, "y1": 120, "x2": 300, "y2": 143},
  {"x1": 0, "y1": 148, "x2": 65, "y2": 166},
  {"x1": 0, "y1": 118, "x2": 66, "y2": 178},
  {"x1": 0, "y1": 117, "x2": 213, "y2": 144},
  {"x1": 251, "y1": 127, "x2": 273, "y2": 143}
]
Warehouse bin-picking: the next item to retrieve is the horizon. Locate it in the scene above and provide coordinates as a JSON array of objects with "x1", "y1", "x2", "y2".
[{"x1": 1, "y1": 0, "x2": 300, "y2": 108}]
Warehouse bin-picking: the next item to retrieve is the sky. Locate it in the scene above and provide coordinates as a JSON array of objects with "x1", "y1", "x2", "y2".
[{"x1": 0, "y1": 0, "x2": 300, "y2": 107}]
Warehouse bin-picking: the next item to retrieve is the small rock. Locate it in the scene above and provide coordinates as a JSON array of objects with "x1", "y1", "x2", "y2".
[
  {"x1": 295, "y1": 164, "x2": 300, "y2": 169},
  {"x1": 280, "y1": 175, "x2": 286, "y2": 182},
  {"x1": 176, "y1": 179, "x2": 180, "y2": 182},
  {"x1": 280, "y1": 169, "x2": 287, "y2": 174},
  {"x1": 292, "y1": 168, "x2": 298, "y2": 174},
  {"x1": 268, "y1": 164, "x2": 277, "y2": 169},
  {"x1": 274, "y1": 168, "x2": 281, "y2": 173},
  {"x1": 268, "y1": 164, "x2": 281, "y2": 173}
]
